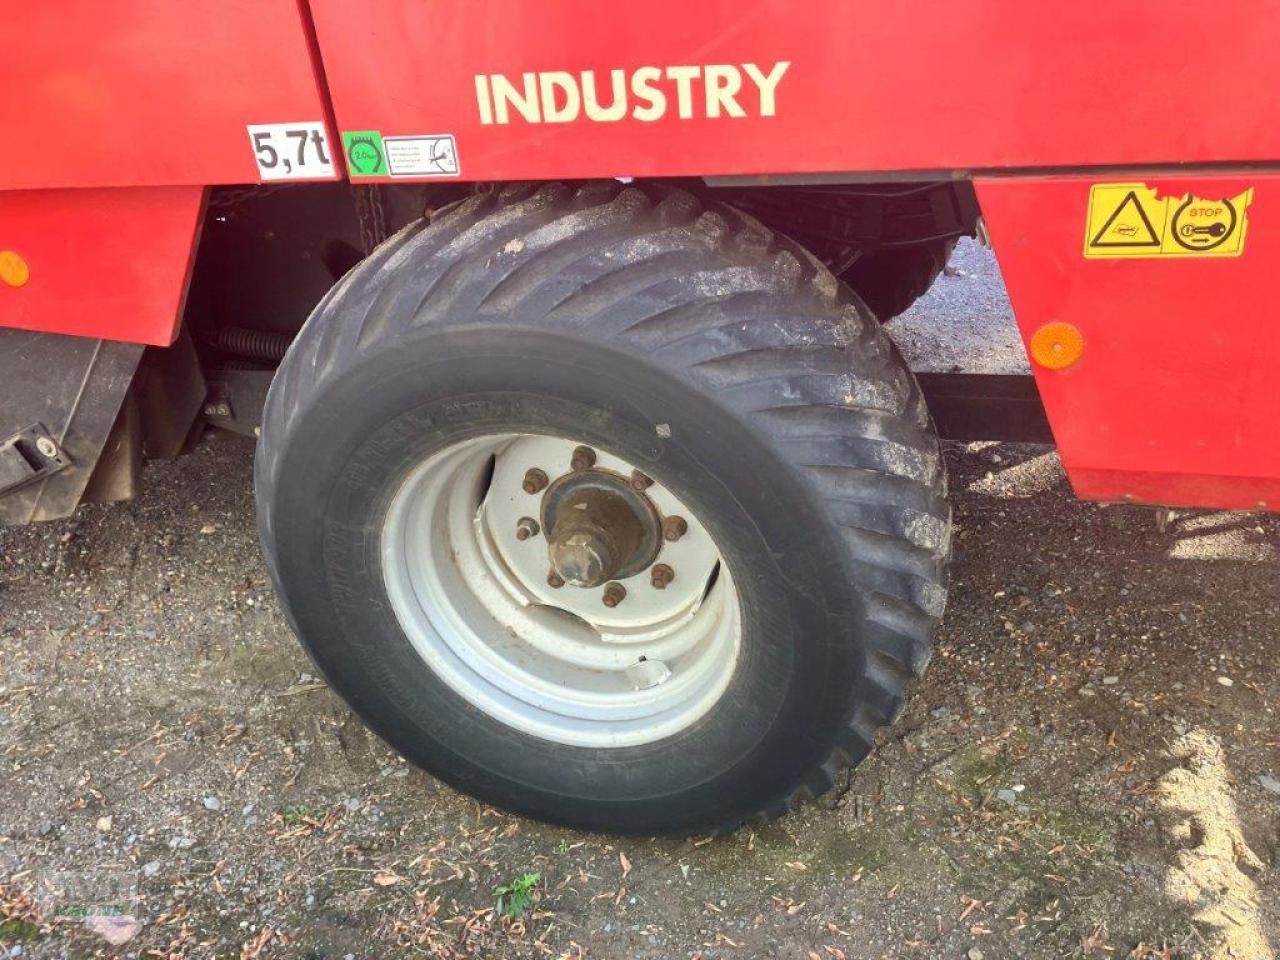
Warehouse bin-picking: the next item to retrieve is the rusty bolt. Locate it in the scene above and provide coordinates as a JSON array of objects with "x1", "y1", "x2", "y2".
[
  {"x1": 602, "y1": 582, "x2": 627, "y2": 607},
  {"x1": 570, "y1": 445, "x2": 597, "y2": 471},
  {"x1": 522, "y1": 468, "x2": 549, "y2": 494},
  {"x1": 546, "y1": 570, "x2": 565, "y2": 589},
  {"x1": 515, "y1": 517, "x2": 540, "y2": 541},
  {"x1": 629, "y1": 469, "x2": 653, "y2": 492},
  {"x1": 662, "y1": 516, "x2": 688, "y2": 542},
  {"x1": 650, "y1": 564, "x2": 675, "y2": 589}
]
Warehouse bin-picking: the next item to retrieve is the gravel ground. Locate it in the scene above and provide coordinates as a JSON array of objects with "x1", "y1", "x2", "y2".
[
  {"x1": 2, "y1": 248, "x2": 1278, "y2": 959},
  {"x1": 887, "y1": 239, "x2": 1030, "y2": 375}
]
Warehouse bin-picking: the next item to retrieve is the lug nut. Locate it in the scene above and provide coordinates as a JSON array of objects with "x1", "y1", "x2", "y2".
[
  {"x1": 515, "y1": 517, "x2": 540, "y2": 541},
  {"x1": 662, "y1": 516, "x2": 688, "y2": 542},
  {"x1": 522, "y1": 468, "x2": 549, "y2": 494},
  {"x1": 602, "y1": 582, "x2": 627, "y2": 607},
  {"x1": 650, "y1": 564, "x2": 675, "y2": 589},
  {"x1": 570, "y1": 445, "x2": 597, "y2": 471},
  {"x1": 629, "y1": 469, "x2": 653, "y2": 492},
  {"x1": 547, "y1": 571, "x2": 565, "y2": 589}
]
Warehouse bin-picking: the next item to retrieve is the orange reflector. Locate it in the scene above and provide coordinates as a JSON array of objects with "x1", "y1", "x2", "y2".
[
  {"x1": 0, "y1": 250, "x2": 30, "y2": 288},
  {"x1": 1029, "y1": 321, "x2": 1085, "y2": 370}
]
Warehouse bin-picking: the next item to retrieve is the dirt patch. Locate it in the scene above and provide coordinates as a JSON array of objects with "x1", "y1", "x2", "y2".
[{"x1": 1, "y1": 437, "x2": 1278, "y2": 959}]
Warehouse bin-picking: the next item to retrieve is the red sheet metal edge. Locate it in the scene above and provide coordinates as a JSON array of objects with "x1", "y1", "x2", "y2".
[
  {"x1": 976, "y1": 174, "x2": 1280, "y2": 513},
  {"x1": 0, "y1": 186, "x2": 206, "y2": 347}
]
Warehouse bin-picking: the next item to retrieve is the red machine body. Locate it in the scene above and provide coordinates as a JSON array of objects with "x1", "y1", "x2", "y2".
[
  {"x1": 2, "y1": 1, "x2": 1278, "y2": 511},
  {"x1": 0, "y1": 0, "x2": 336, "y2": 347},
  {"x1": 977, "y1": 175, "x2": 1280, "y2": 510},
  {"x1": 0, "y1": 1, "x2": 336, "y2": 191},
  {"x1": 309, "y1": 1, "x2": 1280, "y2": 180}
]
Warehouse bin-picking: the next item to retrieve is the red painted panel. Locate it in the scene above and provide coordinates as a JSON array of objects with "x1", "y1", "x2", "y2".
[
  {"x1": 310, "y1": 0, "x2": 1280, "y2": 183},
  {"x1": 0, "y1": 187, "x2": 205, "y2": 346},
  {"x1": 976, "y1": 175, "x2": 1280, "y2": 512},
  {"x1": 0, "y1": 1, "x2": 336, "y2": 189}
]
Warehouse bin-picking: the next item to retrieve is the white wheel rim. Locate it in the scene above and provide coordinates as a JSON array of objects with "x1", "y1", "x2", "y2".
[{"x1": 380, "y1": 434, "x2": 742, "y2": 748}]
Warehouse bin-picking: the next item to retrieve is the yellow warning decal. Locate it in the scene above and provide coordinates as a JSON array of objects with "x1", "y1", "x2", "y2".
[{"x1": 1084, "y1": 183, "x2": 1253, "y2": 259}]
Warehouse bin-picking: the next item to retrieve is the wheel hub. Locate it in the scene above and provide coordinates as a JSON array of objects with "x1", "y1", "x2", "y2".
[{"x1": 543, "y1": 473, "x2": 661, "y2": 587}]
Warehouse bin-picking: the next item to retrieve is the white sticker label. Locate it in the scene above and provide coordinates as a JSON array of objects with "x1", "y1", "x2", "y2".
[
  {"x1": 385, "y1": 135, "x2": 460, "y2": 177},
  {"x1": 246, "y1": 122, "x2": 336, "y2": 181}
]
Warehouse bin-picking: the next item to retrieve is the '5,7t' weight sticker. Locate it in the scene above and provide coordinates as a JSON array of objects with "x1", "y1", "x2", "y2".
[{"x1": 246, "y1": 122, "x2": 337, "y2": 181}]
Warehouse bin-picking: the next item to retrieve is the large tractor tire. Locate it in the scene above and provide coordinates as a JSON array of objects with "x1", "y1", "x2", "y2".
[{"x1": 255, "y1": 182, "x2": 950, "y2": 836}]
